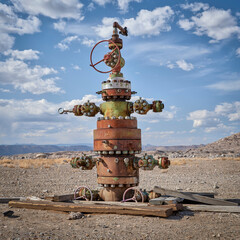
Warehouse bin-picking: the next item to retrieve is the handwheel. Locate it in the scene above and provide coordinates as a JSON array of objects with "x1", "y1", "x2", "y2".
[
  {"x1": 122, "y1": 187, "x2": 144, "y2": 203},
  {"x1": 74, "y1": 186, "x2": 93, "y2": 201},
  {"x1": 90, "y1": 40, "x2": 121, "y2": 73}
]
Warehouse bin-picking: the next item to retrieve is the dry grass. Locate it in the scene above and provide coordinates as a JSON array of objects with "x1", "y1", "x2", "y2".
[
  {"x1": 213, "y1": 157, "x2": 240, "y2": 161},
  {"x1": 0, "y1": 158, "x2": 71, "y2": 169},
  {"x1": 169, "y1": 157, "x2": 240, "y2": 164},
  {"x1": 170, "y1": 158, "x2": 188, "y2": 165}
]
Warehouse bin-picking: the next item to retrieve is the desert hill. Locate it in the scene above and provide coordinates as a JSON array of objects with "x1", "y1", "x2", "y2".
[{"x1": 188, "y1": 132, "x2": 240, "y2": 157}]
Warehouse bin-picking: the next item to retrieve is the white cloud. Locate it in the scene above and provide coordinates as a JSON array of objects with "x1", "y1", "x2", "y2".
[
  {"x1": 176, "y1": 60, "x2": 194, "y2": 71},
  {"x1": 93, "y1": 0, "x2": 142, "y2": 12},
  {"x1": 0, "y1": 58, "x2": 62, "y2": 94},
  {"x1": 12, "y1": 0, "x2": 84, "y2": 20},
  {"x1": 204, "y1": 123, "x2": 233, "y2": 133},
  {"x1": 134, "y1": 104, "x2": 177, "y2": 123},
  {"x1": 179, "y1": 7, "x2": 240, "y2": 43},
  {"x1": 93, "y1": 0, "x2": 111, "y2": 6},
  {"x1": 60, "y1": 66, "x2": 66, "y2": 71},
  {"x1": 55, "y1": 35, "x2": 79, "y2": 51},
  {"x1": 72, "y1": 65, "x2": 81, "y2": 70},
  {"x1": 53, "y1": 20, "x2": 66, "y2": 32},
  {"x1": 81, "y1": 37, "x2": 95, "y2": 47},
  {"x1": 0, "y1": 3, "x2": 41, "y2": 52},
  {"x1": 0, "y1": 3, "x2": 41, "y2": 35},
  {"x1": 143, "y1": 131, "x2": 175, "y2": 142},
  {"x1": 180, "y1": 2, "x2": 209, "y2": 12},
  {"x1": 187, "y1": 102, "x2": 240, "y2": 130},
  {"x1": 236, "y1": 48, "x2": 240, "y2": 57},
  {"x1": 93, "y1": 17, "x2": 119, "y2": 38},
  {"x1": 0, "y1": 33, "x2": 15, "y2": 53},
  {"x1": 166, "y1": 62, "x2": 175, "y2": 69},
  {"x1": 56, "y1": 43, "x2": 69, "y2": 51},
  {"x1": 123, "y1": 6, "x2": 174, "y2": 36},
  {"x1": 0, "y1": 95, "x2": 103, "y2": 144},
  {"x1": 87, "y1": 3, "x2": 95, "y2": 11},
  {"x1": 215, "y1": 102, "x2": 235, "y2": 116},
  {"x1": 128, "y1": 40, "x2": 210, "y2": 71},
  {"x1": 207, "y1": 79, "x2": 240, "y2": 91},
  {"x1": 187, "y1": 109, "x2": 219, "y2": 127},
  {"x1": 166, "y1": 60, "x2": 194, "y2": 71},
  {"x1": 215, "y1": 102, "x2": 240, "y2": 121},
  {"x1": 53, "y1": 20, "x2": 95, "y2": 36},
  {"x1": 3, "y1": 49, "x2": 40, "y2": 60},
  {"x1": 93, "y1": 7, "x2": 174, "y2": 38},
  {"x1": 0, "y1": 88, "x2": 10, "y2": 93},
  {"x1": 178, "y1": 19, "x2": 194, "y2": 30},
  {"x1": 117, "y1": 0, "x2": 142, "y2": 12}
]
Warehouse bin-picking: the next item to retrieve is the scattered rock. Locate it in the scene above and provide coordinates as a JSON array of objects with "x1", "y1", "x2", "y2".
[
  {"x1": 36, "y1": 154, "x2": 47, "y2": 158},
  {"x1": 68, "y1": 212, "x2": 85, "y2": 220},
  {"x1": 3, "y1": 210, "x2": 14, "y2": 217}
]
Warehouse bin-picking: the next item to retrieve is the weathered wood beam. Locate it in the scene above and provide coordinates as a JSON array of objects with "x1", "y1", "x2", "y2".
[
  {"x1": 0, "y1": 197, "x2": 24, "y2": 203},
  {"x1": 153, "y1": 186, "x2": 238, "y2": 206},
  {"x1": 9, "y1": 200, "x2": 173, "y2": 217},
  {"x1": 185, "y1": 205, "x2": 240, "y2": 213}
]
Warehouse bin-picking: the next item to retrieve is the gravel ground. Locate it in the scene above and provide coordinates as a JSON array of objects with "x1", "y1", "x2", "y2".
[{"x1": 0, "y1": 158, "x2": 240, "y2": 240}]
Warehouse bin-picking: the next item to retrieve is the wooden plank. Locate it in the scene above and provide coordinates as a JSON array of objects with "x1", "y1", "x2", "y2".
[
  {"x1": 44, "y1": 196, "x2": 54, "y2": 201},
  {"x1": 160, "y1": 203, "x2": 183, "y2": 211},
  {"x1": 44, "y1": 194, "x2": 74, "y2": 202},
  {"x1": 73, "y1": 200, "x2": 182, "y2": 212},
  {"x1": 149, "y1": 197, "x2": 165, "y2": 205},
  {"x1": 154, "y1": 186, "x2": 238, "y2": 206},
  {"x1": 185, "y1": 205, "x2": 240, "y2": 213},
  {"x1": 73, "y1": 200, "x2": 149, "y2": 207},
  {"x1": 149, "y1": 197, "x2": 183, "y2": 206},
  {"x1": 0, "y1": 197, "x2": 23, "y2": 203},
  {"x1": 53, "y1": 194, "x2": 75, "y2": 202},
  {"x1": 9, "y1": 200, "x2": 173, "y2": 218},
  {"x1": 184, "y1": 192, "x2": 215, "y2": 198}
]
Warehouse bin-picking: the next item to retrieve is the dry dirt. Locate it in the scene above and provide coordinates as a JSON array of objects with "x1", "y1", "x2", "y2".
[{"x1": 0, "y1": 157, "x2": 240, "y2": 240}]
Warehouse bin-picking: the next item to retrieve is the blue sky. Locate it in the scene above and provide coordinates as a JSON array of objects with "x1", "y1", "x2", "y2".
[{"x1": 0, "y1": 0, "x2": 239, "y2": 146}]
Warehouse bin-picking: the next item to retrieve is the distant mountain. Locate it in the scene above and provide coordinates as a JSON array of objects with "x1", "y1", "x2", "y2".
[
  {"x1": 143, "y1": 144, "x2": 203, "y2": 152},
  {"x1": 0, "y1": 144, "x2": 92, "y2": 156},
  {"x1": 191, "y1": 132, "x2": 240, "y2": 155}
]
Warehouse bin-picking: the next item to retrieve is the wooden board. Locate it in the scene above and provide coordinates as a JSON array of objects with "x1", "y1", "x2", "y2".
[
  {"x1": 45, "y1": 194, "x2": 74, "y2": 202},
  {"x1": 0, "y1": 197, "x2": 23, "y2": 203},
  {"x1": 184, "y1": 192, "x2": 215, "y2": 198},
  {"x1": 185, "y1": 205, "x2": 240, "y2": 213},
  {"x1": 154, "y1": 186, "x2": 238, "y2": 206},
  {"x1": 149, "y1": 197, "x2": 183, "y2": 205},
  {"x1": 9, "y1": 200, "x2": 173, "y2": 218},
  {"x1": 73, "y1": 200, "x2": 149, "y2": 207},
  {"x1": 73, "y1": 200, "x2": 183, "y2": 212},
  {"x1": 161, "y1": 203, "x2": 183, "y2": 211}
]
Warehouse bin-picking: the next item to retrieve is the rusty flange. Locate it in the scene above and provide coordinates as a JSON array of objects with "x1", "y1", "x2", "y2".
[
  {"x1": 102, "y1": 88, "x2": 131, "y2": 100},
  {"x1": 97, "y1": 176, "x2": 138, "y2": 185},
  {"x1": 94, "y1": 128, "x2": 141, "y2": 140},
  {"x1": 94, "y1": 139, "x2": 141, "y2": 151},
  {"x1": 97, "y1": 119, "x2": 137, "y2": 128}
]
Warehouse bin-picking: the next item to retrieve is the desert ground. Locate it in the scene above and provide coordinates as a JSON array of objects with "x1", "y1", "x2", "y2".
[{"x1": 0, "y1": 156, "x2": 240, "y2": 240}]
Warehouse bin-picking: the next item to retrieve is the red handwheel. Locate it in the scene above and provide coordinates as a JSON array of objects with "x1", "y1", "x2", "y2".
[{"x1": 90, "y1": 40, "x2": 121, "y2": 73}]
